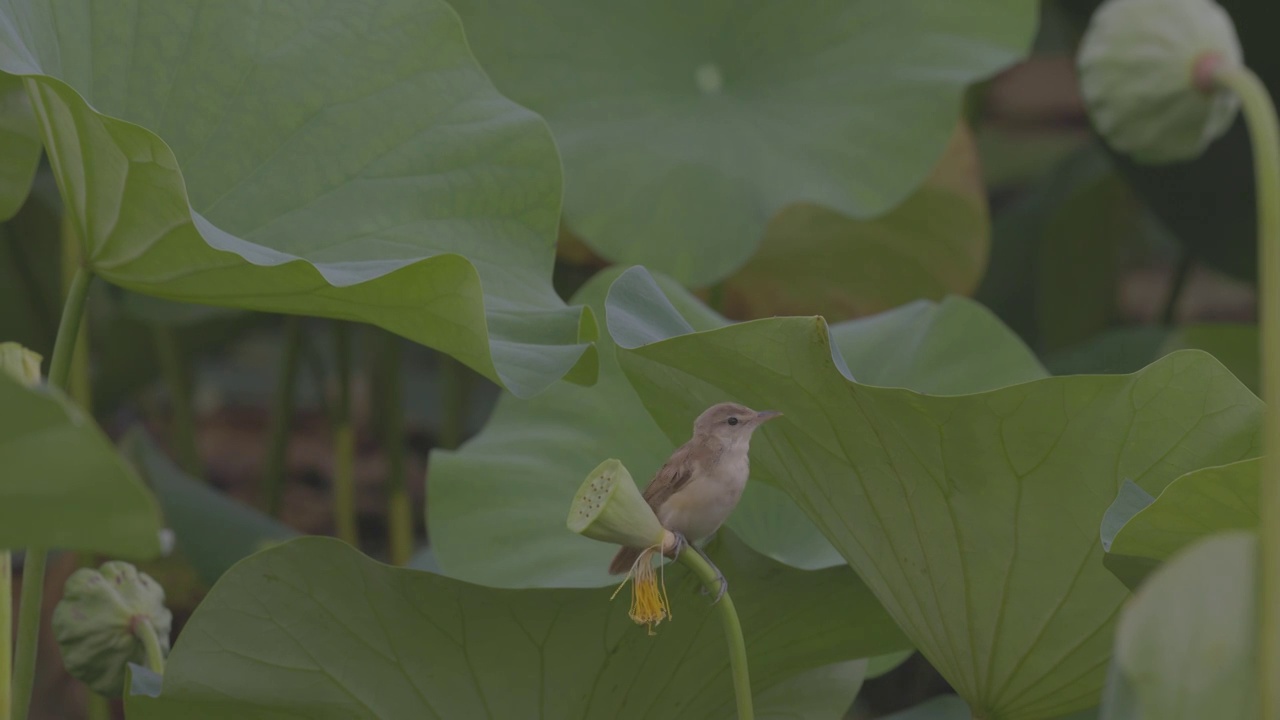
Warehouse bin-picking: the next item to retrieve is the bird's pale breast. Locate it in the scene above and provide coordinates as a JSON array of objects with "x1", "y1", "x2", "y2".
[{"x1": 656, "y1": 451, "x2": 750, "y2": 541}]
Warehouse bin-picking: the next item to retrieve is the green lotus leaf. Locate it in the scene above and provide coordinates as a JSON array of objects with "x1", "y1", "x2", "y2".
[
  {"x1": 0, "y1": 371, "x2": 162, "y2": 557},
  {"x1": 719, "y1": 124, "x2": 990, "y2": 322},
  {"x1": 0, "y1": 72, "x2": 40, "y2": 220},
  {"x1": 450, "y1": 0, "x2": 1036, "y2": 286},
  {"x1": 606, "y1": 266, "x2": 1262, "y2": 719},
  {"x1": 0, "y1": 0, "x2": 592, "y2": 398},
  {"x1": 430, "y1": 267, "x2": 1046, "y2": 587},
  {"x1": 125, "y1": 534, "x2": 906, "y2": 719},
  {"x1": 1100, "y1": 458, "x2": 1259, "y2": 589},
  {"x1": 1100, "y1": 531, "x2": 1257, "y2": 719}
]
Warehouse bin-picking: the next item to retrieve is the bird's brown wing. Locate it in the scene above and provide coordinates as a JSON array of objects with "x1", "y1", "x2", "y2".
[
  {"x1": 640, "y1": 443, "x2": 697, "y2": 511},
  {"x1": 608, "y1": 445, "x2": 697, "y2": 575}
]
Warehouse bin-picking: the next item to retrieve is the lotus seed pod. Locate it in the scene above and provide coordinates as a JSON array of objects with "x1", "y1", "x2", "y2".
[
  {"x1": 0, "y1": 342, "x2": 42, "y2": 386},
  {"x1": 1078, "y1": 0, "x2": 1243, "y2": 163},
  {"x1": 52, "y1": 561, "x2": 172, "y2": 696},
  {"x1": 567, "y1": 458, "x2": 673, "y2": 551}
]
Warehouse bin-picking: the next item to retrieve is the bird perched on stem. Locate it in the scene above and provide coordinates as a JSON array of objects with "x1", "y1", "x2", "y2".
[{"x1": 608, "y1": 401, "x2": 781, "y2": 602}]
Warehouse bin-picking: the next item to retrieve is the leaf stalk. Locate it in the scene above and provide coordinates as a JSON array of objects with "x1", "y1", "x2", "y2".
[
  {"x1": 331, "y1": 322, "x2": 357, "y2": 547},
  {"x1": 1212, "y1": 64, "x2": 1280, "y2": 720},
  {"x1": 675, "y1": 548, "x2": 753, "y2": 720},
  {"x1": 263, "y1": 316, "x2": 303, "y2": 516},
  {"x1": 12, "y1": 266, "x2": 93, "y2": 720}
]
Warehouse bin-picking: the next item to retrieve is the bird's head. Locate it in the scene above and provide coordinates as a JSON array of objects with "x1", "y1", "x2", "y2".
[{"x1": 692, "y1": 402, "x2": 782, "y2": 446}]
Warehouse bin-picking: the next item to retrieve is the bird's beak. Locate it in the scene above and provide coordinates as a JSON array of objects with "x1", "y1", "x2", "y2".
[{"x1": 754, "y1": 410, "x2": 782, "y2": 423}]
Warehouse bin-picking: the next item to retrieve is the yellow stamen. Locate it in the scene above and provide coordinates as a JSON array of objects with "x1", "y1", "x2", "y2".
[{"x1": 609, "y1": 543, "x2": 672, "y2": 635}]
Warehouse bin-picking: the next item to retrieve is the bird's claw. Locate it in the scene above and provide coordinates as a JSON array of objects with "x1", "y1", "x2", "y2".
[
  {"x1": 687, "y1": 540, "x2": 728, "y2": 604},
  {"x1": 669, "y1": 533, "x2": 728, "y2": 604},
  {"x1": 669, "y1": 531, "x2": 688, "y2": 559},
  {"x1": 705, "y1": 575, "x2": 727, "y2": 604}
]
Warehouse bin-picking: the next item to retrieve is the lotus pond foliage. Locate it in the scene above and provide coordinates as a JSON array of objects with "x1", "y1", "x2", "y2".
[{"x1": 0, "y1": 0, "x2": 1275, "y2": 719}]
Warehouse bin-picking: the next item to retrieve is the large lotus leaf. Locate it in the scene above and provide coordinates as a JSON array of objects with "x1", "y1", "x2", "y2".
[
  {"x1": 605, "y1": 266, "x2": 1263, "y2": 719},
  {"x1": 430, "y1": 268, "x2": 1045, "y2": 587},
  {"x1": 719, "y1": 124, "x2": 990, "y2": 322},
  {"x1": 126, "y1": 534, "x2": 906, "y2": 719},
  {"x1": 449, "y1": 0, "x2": 1036, "y2": 286},
  {"x1": 0, "y1": 0, "x2": 592, "y2": 398},
  {"x1": 0, "y1": 71, "x2": 40, "y2": 220},
  {"x1": 1100, "y1": 458, "x2": 1259, "y2": 590},
  {"x1": 0, "y1": 371, "x2": 162, "y2": 557},
  {"x1": 1100, "y1": 532, "x2": 1257, "y2": 719},
  {"x1": 122, "y1": 430, "x2": 297, "y2": 587}
]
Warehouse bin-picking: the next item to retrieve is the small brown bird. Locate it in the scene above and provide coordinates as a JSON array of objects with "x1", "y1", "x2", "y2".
[{"x1": 608, "y1": 401, "x2": 781, "y2": 602}]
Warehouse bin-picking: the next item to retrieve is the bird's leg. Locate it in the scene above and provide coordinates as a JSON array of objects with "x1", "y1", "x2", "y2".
[{"x1": 690, "y1": 541, "x2": 728, "y2": 604}]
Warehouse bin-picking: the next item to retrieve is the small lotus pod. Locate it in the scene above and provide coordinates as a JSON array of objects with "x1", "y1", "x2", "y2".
[
  {"x1": 567, "y1": 458, "x2": 675, "y2": 552},
  {"x1": 1078, "y1": 0, "x2": 1244, "y2": 163},
  {"x1": 52, "y1": 561, "x2": 173, "y2": 696},
  {"x1": 0, "y1": 342, "x2": 42, "y2": 386}
]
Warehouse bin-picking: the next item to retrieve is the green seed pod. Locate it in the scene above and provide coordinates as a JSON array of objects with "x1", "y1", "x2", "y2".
[
  {"x1": 0, "y1": 342, "x2": 42, "y2": 386},
  {"x1": 52, "y1": 561, "x2": 173, "y2": 697},
  {"x1": 567, "y1": 458, "x2": 673, "y2": 551},
  {"x1": 1078, "y1": 0, "x2": 1244, "y2": 163}
]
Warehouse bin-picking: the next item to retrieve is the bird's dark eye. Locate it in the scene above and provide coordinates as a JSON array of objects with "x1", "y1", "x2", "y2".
[{"x1": 727, "y1": 417, "x2": 739, "y2": 426}]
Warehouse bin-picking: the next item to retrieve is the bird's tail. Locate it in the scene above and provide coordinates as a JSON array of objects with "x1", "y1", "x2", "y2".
[{"x1": 609, "y1": 546, "x2": 642, "y2": 575}]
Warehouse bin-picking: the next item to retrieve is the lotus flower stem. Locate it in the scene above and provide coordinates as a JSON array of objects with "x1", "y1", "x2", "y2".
[
  {"x1": 263, "y1": 315, "x2": 303, "y2": 516},
  {"x1": 135, "y1": 617, "x2": 166, "y2": 675},
  {"x1": 1211, "y1": 63, "x2": 1280, "y2": 720},
  {"x1": 1, "y1": 548, "x2": 9, "y2": 720},
  {"x1": 675, "y1": 548, "x2": 753, "y2": 720},
  {"x1": 152, "y1": 326, "x2": 202, "y2": 478},
  {"x1": 439, "y1": 354, "x2": 467, "y2": 451},
  {"x1": 376, "y1": 332, "x2": 413, "y2": 565},
  {"x1": 331, "y1": 322, "x2": 357, "y2": 547},
  {"x1": 59, "y1": 215, "x2": 91, "y2": 410},
  {"x1": 12, "y1": 266, "x2": 92, "y2": 720}
]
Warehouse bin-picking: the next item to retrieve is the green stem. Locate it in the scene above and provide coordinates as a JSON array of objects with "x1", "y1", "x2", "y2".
[
  {"x1": 134, "y1": 617, "x2": 166, "y2": 675},
  {"x1": 1159, "y1": 250, "x2": 1194, "y2": 327},
  {"x1": 377, "y1": 333, "x2": 412, "y2": 565},
  {"x1": 152, "y1": 326, "x2": 201, "y2": 478},
  {"x1": 1, "y1": 550, "x2": 10, "y2": 720},
  {"x1": 12, "y1": 267, "x2": 92, "y2": 720},
  {"x1": 60, "y1": 217, "x2": 90, "y2": 410},
  {"x1": 62, "y1": 223, "x2": 106, "y2": 720},
  {"x1": 331, "y1": 322, "x2": 357, "y2": 547},
  {"x1": 263, "y1": 316, "x2": 304, "y2": 516},
  {"x1": 9, "y1": 552, "x2": 44, "y2": 720},
  {"x1": 438, "y1": 355, "x2": 467, "y2": 451},
  {"x1": 675, "y1": 549, "x2": 753, "y2": 720},
  {"x1": 1214, "y1": 65, "x2": 1280, "y2": 720}
]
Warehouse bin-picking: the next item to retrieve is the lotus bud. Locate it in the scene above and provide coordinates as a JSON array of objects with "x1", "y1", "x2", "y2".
[
  {"x1": 1078, "y1": 0, "x2": 1244, "y2": 163},
  {"x1": 567, "y1": 458, "x2": 676, "y2": 553},
  {"x1": 0, "y1": 342, "x2": 42, "y2": 386},
  {"x1": 52, "y1": 561, "x2": 173, "y2": 696}
]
